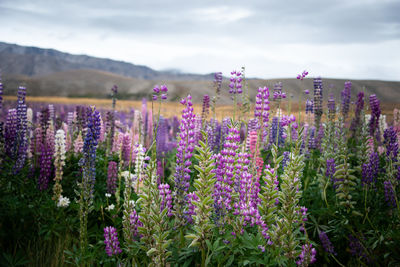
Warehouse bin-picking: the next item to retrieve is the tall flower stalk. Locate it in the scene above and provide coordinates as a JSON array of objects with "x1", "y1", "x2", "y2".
[
  {"x1": 53, "y1": 129, "x2": 66, "y2": 202},
  {"x1": 77, "y1": 106, "x2": 101, "y2": 256},
  {"x1": 173, "y1": 95, "x2": 196, "y2": 226}
]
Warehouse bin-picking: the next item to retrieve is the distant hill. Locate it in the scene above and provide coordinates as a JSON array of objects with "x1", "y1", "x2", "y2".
[
  {"x1": 1, "y1": 41, "x2": 399, "y2": 104},
  {"x1": 0, "y1": 41, "x2": 213, "y2": 80}
]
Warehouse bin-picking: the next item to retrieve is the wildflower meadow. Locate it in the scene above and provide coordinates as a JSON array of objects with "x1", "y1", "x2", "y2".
[{"x1": 1, "y1": 69, "x2": 400, "y2": 266}]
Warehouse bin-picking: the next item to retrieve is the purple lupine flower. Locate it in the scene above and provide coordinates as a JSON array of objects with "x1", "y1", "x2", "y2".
[
  {"x1": 201, "y1": 94, "x2": 210, "y2": 123},
  {"x1": 383, "y1": 126, "x2": 398, "y2": 160},
  {"x1": 75, "y1": 106, "x2": 87, "y2": 132},
  {"x1": 185, "y1": 192, "x2": 199, "y2": 224},
  {"x1": 156, "y1": 116, "x2": 168, "y2": 158},
  {"x1": 254, "y1": 87, "x2": 270, "y2": 132},
  {"x1": 313, "y1": 77, "x2": 323, "y2": 128},
  {"x1": 361, "y1": 152, "x2": 379, "y2": 186},
  {"x1": 369, "y1": 94, "x2": 381, "y2": 140},
  {"x1": 107, "y1": 161, "x2": 118, "y2": 194},
  {"x1": 350, "y1": 91, "x2": 365, "y2": 134},
  {"x1": 269, "y1": 117, "x2": 285, "y2": 146},
  {"x1": 349, "y1": 234, "x2": 370, "y2": 263},
  {"x1": 153, "y1": 84, "x2": 168, "y2": 101},
  {"x1": 111, "y1": 85, "x2": 118, "y2": 109},
  {"x1": 82, "y1": 107, "x2": 101, "y2": 199},
  {"x1": 214, "y1": 72, "x2": 223, "y2": 95},
  {"x1": 213, "y1": 124, "x2": 240, "y2": 224},
  {"x1": 319, "y1": 231, "x2": 336, "y2": 255},
  {"x1": 326, "y1": 158, "x2": 337, "y2": 184},
  {"x1": 104, "y1": 226, "x2": 122, "y2": 256},
  {"x1": 121, "y1": 133, "x2": 132, "y2": 166},
  {"x1": 0, "y1": 80, "x2": 3, "y2": 111},
  {"x1": 129, "y1": 209, "x2": 143, "y2": 238},
  {"x1": 304, "y1": 89, "x2": 310, "y2": 95},
  {"x1": 296, "y1": 244, "x2": 317, "y2": 266},
  {"x1": 297, "y1": 70, "x2": 309, "y2": 81},
  {"x1": 228, "y1": 70, "x2": 243, "y2": 95},
  {"x1": 341, "y1": 81, "x2": 352, "y2": 119},
  {"x1": 305, "y1": 99, "x2": 314, "y2": 114},
  {"x1": 159, "y1": 183, "x2": 173, "y2": 217},
  {"x1": 327, "y1": 93, "x2": 335, "y2": 121},
  {"x1": 273, "y1": 82, "x2": 284, "y2": 100},
  {"x1": 174, "y1": 95, "x2": 196, "y2": 219},
  {"x1": 4, "y1": 109, "x2": 17, "y2": 157},
  {"x1": 281, "y1": 151, "x2": 290, "y2": 170},
  {"x1": 384, "y1": 180, "x2": 397, "y2": 208},
  {"x1": 14, "y1": 86, "x2": 28, "y2": 171}
]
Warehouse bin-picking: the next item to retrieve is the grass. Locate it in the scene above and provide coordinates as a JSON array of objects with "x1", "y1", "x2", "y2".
[{"x1": 3, "y1": 95, "x2": 400, "y2": 123}]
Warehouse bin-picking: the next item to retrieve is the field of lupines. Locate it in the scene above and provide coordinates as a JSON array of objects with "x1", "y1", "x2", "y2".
[{"x1": 1, "y1": 69, "x2": 400, "y2": 267}]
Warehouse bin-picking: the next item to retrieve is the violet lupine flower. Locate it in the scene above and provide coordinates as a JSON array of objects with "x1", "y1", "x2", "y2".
[
  {"x1": 234, "y1": 152, "x2": 264, "y2": 229},
  {"x1": 281, "y1": 151, "x2": 290, "y2": 170},
  {"x1": 313, "y1": 77, "x2": 323, "y2": 128},
  {"x1": 384, "y1": 180, "x2": 397, "y2": 208},
  {"x1": 82, "y1": 107, "x2": 101, "y2": 199},
  {"x1": 38, "y1": 137, "x2": 53, "y2": 191},
  {"x1": 304, "y1": 89, "x2": 310, "y2": 95},
  {"x1": 201, "y1": 94, "x2": 210, "y2": 122},
  {"x1": 349, "y1": 234, "x2": 370, "y2": 263},
  {"x1": 296, "y1": 70, "x2": 309, "y2": 81},
  {"x1": 327, "y1": 93, "x2": 336, "y2": 120},
  {"x1": 153, "y1": 84, "x2": 168, "y2": 101},
  {"x1": 296, "y1": 244, "x2": 317, "y2": 266},
  {"x1": 104, "y1": 226, "x2": 122, "y2": 256},
  {"x1": 129, "y1": 209, "x2": 143, "y2": 238},
  {"x1": 350, "y1": 91, "x2": 365, "y2": 134},
  {"x1": 159, "y1": 183, "x2": 173, "y2": 217},
  {"x1": 361, "y1": 152, "x2": 379, "y2": 186},
  {"x1": 14, "y1": 86, "x2": 28, "y2": 171},
  {"x1": 75, "y1": 106, "x2": 87, "y2": 132},
  {"x1": 326, "y1": 158, "x2": 337, "y2": 184},
  {"x1": 273, "y1": 82, "x2": 285, "y2": 100},
  {"x1": 383, "y1": 126, "x2": 398, "y2": 160},
  {"x1": 319, "y1": 231, "x2": 336, "y2": 255},
  {"x1": 185, "y1": 192, "x2": 199, "y2": 224},
  {"x1": 121, "y1": 133, "x2": 132, "y2": 166},
  {"x1": 213, "y1": 125, "x2": 240, "y2": 224},
  {"x1": 214, "y1": 72, "x2": 223, "y2": 95},
  {"x1": 174, "y1": 95, "x2": 196, "y2": 219},
  {"x1": 269, "y1": 117, "x2": 285, "y2": 146},
  {"x1": 305, "y1": 99, "x2": 313, "y2": 114},
  {"x1": 254, "y1": 86, "x2": 270, "y2": 131},
  {"x1": 107, "y1": 161, "x2": 118, "y2": 194},
  {"x1": 111, "y1": 85, "x2": 118, "y2": 109},
  {"x1": 4, "y1": 109, "x2": 17, "y2": 157},
  {"x1": 341, "y1": 81, "x2": 352, "y2": 119},
  {"x1": 369, "y1": 94, "x2": 381, "y2": 139},
  {"x1": 156, "y1": 117, "x2": 168, "y2": 158},
  {"x1": 228, "y1": 70, "x2": 243, "y2": 95}
]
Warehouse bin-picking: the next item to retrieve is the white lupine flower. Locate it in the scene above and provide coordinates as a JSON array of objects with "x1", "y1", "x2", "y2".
[
  {"x1": 105, "y1": 193, "x2": 112, "y2": 198},
  {"x1": 53, "y1": 129, "x2": 66, "y2": 201},
  {"x1": 27, "y1": 108, "x2": 33, "y2": 124},
  {"x1": 129, "y1": 200, "x2": 136, "y2": 208},
  {"x1": 55, "y1": 129, "x2": 66, "y2": 164},
  {"x1": 57, "y1": 195, "x2": 70, "y2": 207},
  {"x1": 121, "y1": 171, "x2": 134, "y2": 181},
  {"x1": 134, "y1": 143, "x2": 146, "y2": 182},
  {"x1": 106, "y1": 204, "x2": 115, "y2": 211}
]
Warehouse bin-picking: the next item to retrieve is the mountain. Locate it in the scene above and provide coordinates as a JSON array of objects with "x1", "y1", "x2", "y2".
[
  {"x1": 0, "y1": 41, "x2": 213, "y2": 80},
  {"x1": 1, "y1": 41, "x2": 399, "y2": 104}
]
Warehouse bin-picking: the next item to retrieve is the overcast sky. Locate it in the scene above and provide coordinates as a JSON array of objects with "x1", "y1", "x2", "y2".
[{"x1": 0, "y1": 0, "x2": 399, "y2": 80}]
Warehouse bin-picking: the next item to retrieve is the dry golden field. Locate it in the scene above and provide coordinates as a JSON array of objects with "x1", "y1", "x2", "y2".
[{"x1": 3, "y1": 95, "x2": 400, "y2": 123}]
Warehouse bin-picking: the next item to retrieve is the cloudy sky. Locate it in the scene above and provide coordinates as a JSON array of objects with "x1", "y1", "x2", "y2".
[{"x1": 0, "y1": 0, "x2": 399, "y2": 80}]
